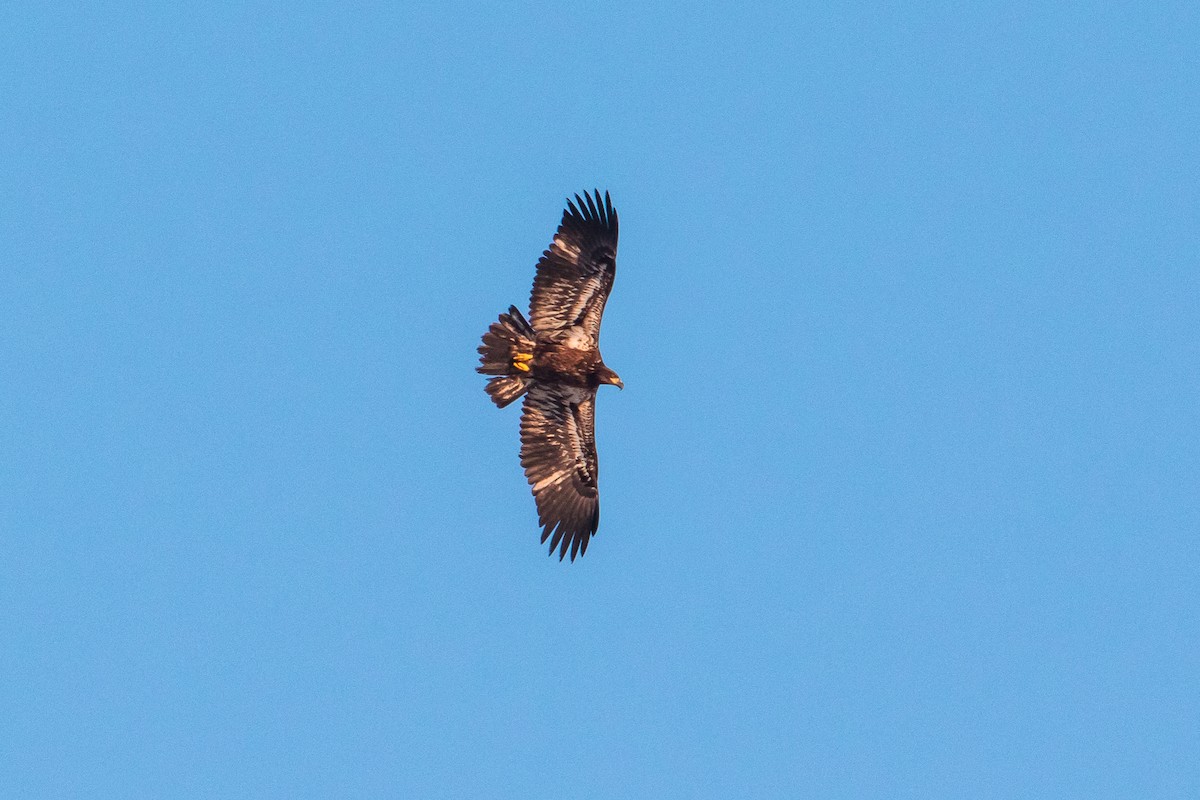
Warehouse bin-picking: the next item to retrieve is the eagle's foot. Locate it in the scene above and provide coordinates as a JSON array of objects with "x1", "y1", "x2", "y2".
[{"x1": 512, "y1": 352, "x2": 534, "y2": 372}]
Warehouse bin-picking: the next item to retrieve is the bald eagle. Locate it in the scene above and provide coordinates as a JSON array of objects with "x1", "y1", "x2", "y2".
[{"x1": 477, "y1": 190, "x2": 622, "y2": 561}]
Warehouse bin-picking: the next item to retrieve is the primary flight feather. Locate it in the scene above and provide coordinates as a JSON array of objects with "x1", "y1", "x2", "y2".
[{"x1": 477, "y1": 190, "x2": 622, "y2": 561}]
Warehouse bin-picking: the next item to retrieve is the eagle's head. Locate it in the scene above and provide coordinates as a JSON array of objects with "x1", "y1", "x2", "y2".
[{"x1": 597, "y1": 364, "x2": 624, "y2": 390}]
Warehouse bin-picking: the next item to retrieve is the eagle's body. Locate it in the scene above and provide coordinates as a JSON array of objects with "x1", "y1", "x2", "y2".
[
  {"x1": 477, "y1": 191, "x2": 621, "y2": 561},
  {"x1": 530, "y1": 338, "x2": 607, "y2": 385}
]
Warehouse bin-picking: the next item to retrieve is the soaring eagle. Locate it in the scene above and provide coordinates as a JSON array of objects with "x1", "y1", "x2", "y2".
[{"x1": 477, "y1": 190, "x2": 622, "y2": 561}]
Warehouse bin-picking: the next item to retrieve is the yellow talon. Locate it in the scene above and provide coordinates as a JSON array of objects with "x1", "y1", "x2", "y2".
[
  {"x1": 512, "y1": 361, "x2": 530, "y2": 372},
  {"x1": 513, "y1": 352, "x2": 534, "y2": 362}
]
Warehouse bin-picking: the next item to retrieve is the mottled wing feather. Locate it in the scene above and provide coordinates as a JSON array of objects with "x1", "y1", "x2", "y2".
[
  {"x1": 528, "y1": 190, "x2": 618, "y2": 342},
  {"x1": 519, "y1": 383, "x2": 600, "y2": 561}
]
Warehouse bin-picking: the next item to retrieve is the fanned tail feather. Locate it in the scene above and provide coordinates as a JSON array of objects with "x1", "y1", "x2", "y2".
[
  {"x1": 478, "y1": 305, "x2": 536, "y2": 407},
  {"x1": 485, "y1": 375, "x2": 530, "y2": 408}
]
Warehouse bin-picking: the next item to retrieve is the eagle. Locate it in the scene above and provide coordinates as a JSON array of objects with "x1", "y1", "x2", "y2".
[{"x1": 477, "y1": 190, "x2": 622, "y2": 561}]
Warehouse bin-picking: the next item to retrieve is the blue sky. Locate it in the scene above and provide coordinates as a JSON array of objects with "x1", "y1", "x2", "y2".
[{"x1": 2, "y1": 2, "x2": 1197, "y2": 797}]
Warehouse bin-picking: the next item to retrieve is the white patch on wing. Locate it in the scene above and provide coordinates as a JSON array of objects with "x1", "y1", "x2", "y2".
[
  {"x1": 565, "y1": 276, "x2": 600, "y2": 326},
  {"x1": 552, "y1": 236, "x2": 581, "y2": 259},
  {"x1": 532, "y1": 471, "x2": 571, "y2": 492},
  {"x1": 559, "y1": 327, "x2": 592, "y2": 349}
]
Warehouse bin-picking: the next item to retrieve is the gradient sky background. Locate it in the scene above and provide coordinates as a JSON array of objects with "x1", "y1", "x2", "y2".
[{"x1": 3, "y1": 3, "x2": 1198, "y2": 798}]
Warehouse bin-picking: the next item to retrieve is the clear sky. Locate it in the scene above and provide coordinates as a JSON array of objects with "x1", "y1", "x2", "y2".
[{"x1": 3, "y1": 3, "x2": 1197, "y2": 798}]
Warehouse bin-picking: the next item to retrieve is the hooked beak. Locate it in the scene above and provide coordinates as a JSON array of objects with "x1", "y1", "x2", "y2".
[{"x1": 613, "y1": 377, "x2": 624, "y2": 390}]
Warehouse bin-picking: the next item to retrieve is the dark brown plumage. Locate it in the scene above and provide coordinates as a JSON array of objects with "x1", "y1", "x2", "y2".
[{"x1": 477, "y1": 190, "x2": 622, "y2": 561}]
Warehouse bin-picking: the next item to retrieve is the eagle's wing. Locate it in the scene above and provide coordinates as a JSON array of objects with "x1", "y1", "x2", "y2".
[
  {"x1": 528, "y1": 190, "x2": 618, "y2": 342},
  {"x1": 519, "y1": 383, "x2": 601, "y2": 561}
]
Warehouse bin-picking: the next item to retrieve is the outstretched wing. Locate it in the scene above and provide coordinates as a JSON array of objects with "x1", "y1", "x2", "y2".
[
  {"x1": 528, "y1": 190, "x2": 618, "y2": 342},
  {"x1": 519, "y1": 382, "x2": 601, "y2": 561}
]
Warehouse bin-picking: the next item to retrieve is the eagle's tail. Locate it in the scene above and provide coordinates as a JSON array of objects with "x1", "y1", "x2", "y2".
[
  {"x1": 478, "y1": 305, "x2": 536, "y2": 408},
  {"x1": 484, "y1": 376, "x2": 530, "y2": 408}
]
